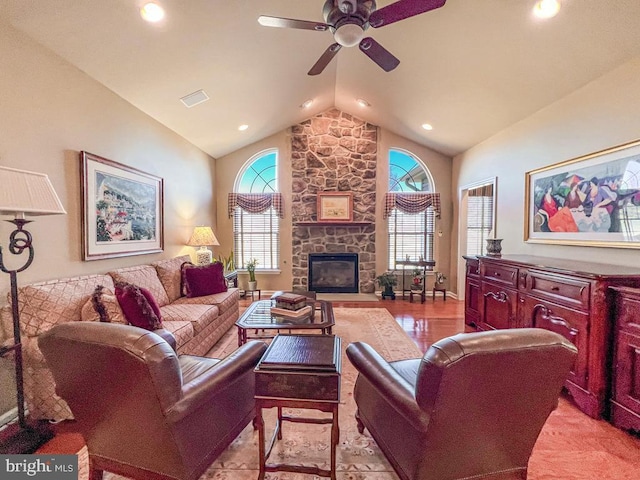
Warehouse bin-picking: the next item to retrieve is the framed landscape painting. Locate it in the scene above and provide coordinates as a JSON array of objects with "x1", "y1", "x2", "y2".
[
  {"x1": 524, "y1": 139, "x2": 640, "y2": 248},
  {"x1": 81, "y1": 151, "x2": 164, "y2": 260},
  {"x1": 317, "y1": 192, "x2": 353, "y2": 222}
]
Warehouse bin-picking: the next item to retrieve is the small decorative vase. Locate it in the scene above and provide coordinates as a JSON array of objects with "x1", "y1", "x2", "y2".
[
  {"x1": 248, "y1": 281, "x2": 258, "y2": 291},
  {"x1": 486, "y1": 238, "x2": 503, "y2": 257}
]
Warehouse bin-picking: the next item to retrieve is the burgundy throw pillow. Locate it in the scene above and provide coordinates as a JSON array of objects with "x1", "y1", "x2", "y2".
[
  {"x1": 114, "y1": 282, "x2": 162, "y2": 330},
  {"x1": 183, "y1": 262, "x2": 227, "y2": 298}
]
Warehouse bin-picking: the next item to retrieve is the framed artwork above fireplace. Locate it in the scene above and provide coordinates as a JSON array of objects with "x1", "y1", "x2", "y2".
[{"x1": 317, "y1": 192, "x2": 353, "y2": 222}]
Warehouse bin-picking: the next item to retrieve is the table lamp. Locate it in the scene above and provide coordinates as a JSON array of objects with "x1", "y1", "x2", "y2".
[
  {"x1": 187, "y1": 226, "x2": 219, "y2": 265},
  {"x1": 0, "y1": 166, "x2": 66, "y2": 454}
]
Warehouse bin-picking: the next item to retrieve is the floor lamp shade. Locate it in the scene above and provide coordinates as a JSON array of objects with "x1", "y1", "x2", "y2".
[
  {"x1": 187, "y1": 226, "x2": 220, "y2": 265},
  {"x1": 0, "y1": 166, "x2": 66, "y2": 453},
  {"x1": 0, "y1": 166, "x2": 67, "y2": 217}
]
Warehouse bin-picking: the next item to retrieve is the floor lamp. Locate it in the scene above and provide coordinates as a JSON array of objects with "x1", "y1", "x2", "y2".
[{"x1": 0, "y1": 166, "x2": 66, "y2": 454}]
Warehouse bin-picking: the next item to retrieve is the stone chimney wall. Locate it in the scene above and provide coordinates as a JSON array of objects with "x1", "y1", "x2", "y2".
[{"x1": 290, "y1": 109, "x2": 377, "y2": 293}]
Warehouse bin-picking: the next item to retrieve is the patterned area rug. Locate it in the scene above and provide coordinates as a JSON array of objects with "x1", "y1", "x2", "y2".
[{"x1": 103, "y1": 308, "x2": 417, "y2": 480}]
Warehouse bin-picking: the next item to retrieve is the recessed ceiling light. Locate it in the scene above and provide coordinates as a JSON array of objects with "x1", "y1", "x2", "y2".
[
  {"x1": 238, "y1": 124, "x2": 249, "y2": 131},
  {"x1": 421, "y1": 123, "x2": 433, "y2": 131},
  {"x1": 140, "y1": 2, "x2": 165, "y2": 23},
  {"x1": 301, "y1": 99, "x2": 314, "y2": 109},
  {"x1": 356, "y1": 98, "x2": 370, "y2": 107},
  {"x1": 533, "y1": 0, "x2": 561, "y2": 19}
]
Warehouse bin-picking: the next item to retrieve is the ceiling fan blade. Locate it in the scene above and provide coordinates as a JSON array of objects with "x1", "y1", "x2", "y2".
[
  {"x1": 308, "y1": 43, "x2": 342, "y2": 76},
  {"x1": 369, "y1": 0, "x2": 446, "y2": 28},
  {"x1": 258, "y1": 15, "x2": 330, "y2": 32},
  {"x1": 359, "y1": 38, "x2": 400, "y2": 72}
]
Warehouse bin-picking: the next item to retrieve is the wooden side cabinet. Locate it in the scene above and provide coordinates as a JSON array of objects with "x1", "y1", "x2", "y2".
[
  {"x1": 464, "y1": 255, "x2": 640, "y2": 421},
  {"x1": 463, "y1": 256, "x2": 480, "y2": 327},
  {"x1": 609, "y1": 286, "x2": 640, "y2": 432}
]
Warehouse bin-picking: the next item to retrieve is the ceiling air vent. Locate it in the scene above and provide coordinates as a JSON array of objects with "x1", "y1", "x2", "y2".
[{"x1": 180, "y1": 89, "x2": 209, "y2": 108}]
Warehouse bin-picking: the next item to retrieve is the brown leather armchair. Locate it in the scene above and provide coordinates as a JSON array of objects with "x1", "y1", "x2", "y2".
[
  {"x1": 346, "y1": 328, "x2": 577, "y2": 480},
  {"x1": 38, "y1": 322, "x2": 267, "y2": 480}
]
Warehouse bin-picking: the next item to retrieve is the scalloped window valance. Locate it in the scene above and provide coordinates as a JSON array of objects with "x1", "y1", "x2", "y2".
[
  {"x1": 383, "y1": 192, "x2": 441, "y2": 218},
  {"x1": 228, "y1": 193, "x2": 284, "y2": 218}
]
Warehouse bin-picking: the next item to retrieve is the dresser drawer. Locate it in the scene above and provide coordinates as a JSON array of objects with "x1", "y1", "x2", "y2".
[
  {"x1": 520, "y1": 296, "x2": 590, "y2": 389},
  {"x1": 612, "y1": 287, "x2": 640, "y2": 335},
  {"x1": 526, "y1": 271, "x2": 590, "y2": 310},
  {"x1": 466, "y1": 260, "x2": 480, "y2": 278},
  {"x1": 481, "y1": 263, "x2": 518, "y2": 288}
]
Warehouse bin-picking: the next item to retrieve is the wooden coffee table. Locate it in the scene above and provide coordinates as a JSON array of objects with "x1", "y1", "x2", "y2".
[
  {"x1": 235, "y1": 299, "x2": 334, "y2": 347},
  {"x1": 254, "y1": 334, "x2": 342, "y2": 480}
]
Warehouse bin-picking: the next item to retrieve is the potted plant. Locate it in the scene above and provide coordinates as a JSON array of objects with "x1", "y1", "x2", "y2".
[
  {"x1": 412, "y1": 267, "x2": 423, "y2": 289},
  {"x1": 376, "y1": 271, "x2": 397, "y2": 300},
  {"x1": 217, "y1": 251, "x2": 235, "y2": 273},
  {"x1": 246, "y1": 258, "x2": 258, "y2": 291}
]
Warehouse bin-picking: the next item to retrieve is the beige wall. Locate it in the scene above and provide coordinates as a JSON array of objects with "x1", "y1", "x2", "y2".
[
  {"x1": 452, "y1": 56, "x2": 640, "y2": 295},
  {"x1": 215, "y1": 130, "x2": 293, "y2": 291},
  {"x1": 377, "y1": 130, "x2": 453, "y2": 283},
  {"x1": 0, "y1": 22, "x2": 217, "y2": 301},
  {"x1": 0, "y1": 21, "x2": 217, "y2": 417}
]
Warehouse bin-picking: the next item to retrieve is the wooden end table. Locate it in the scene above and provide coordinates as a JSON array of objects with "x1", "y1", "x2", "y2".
[{"x1": 254, "y1": 334, "x2": 342, "y2": 480}]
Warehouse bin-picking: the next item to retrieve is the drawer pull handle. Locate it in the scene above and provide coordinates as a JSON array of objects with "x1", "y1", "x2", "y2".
[
  {"x1": 484, "y1": 291, "x2": 509, "y2": 303},
  {"x1": 533, "y1": 304, "x2": 579, "y2": 338},
  {"x1": 551, "y1": 286, "x2": 560, "y2": 292},
  {"x1": 494, "y1": 272, "x2": 501, "y2": 277}
]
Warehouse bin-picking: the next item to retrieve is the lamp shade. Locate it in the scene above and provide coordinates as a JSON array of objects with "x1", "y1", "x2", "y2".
[
  {"x1": 0, "y1": 166, "x2": 66, "y2": 217},
  {"x1": 187, "y1": 226, "x2": 220, "y2": 247}
]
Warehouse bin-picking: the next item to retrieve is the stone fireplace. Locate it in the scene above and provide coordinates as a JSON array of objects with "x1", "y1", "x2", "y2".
[
  {"x1": 290, "y1": 109, "x2": 378, "y2": 293},
  {"x1": 308, "y1": 253, "x2": 359, "y2": 293}
]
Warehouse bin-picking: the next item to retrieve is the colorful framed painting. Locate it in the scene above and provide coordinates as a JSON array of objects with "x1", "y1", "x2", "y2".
[
  {"x1": 317, "y1": 192, "x2": 353, "y2": 222},
  {"x1": 524, "y1": 139, "x2": 640, "y2": 248},
  {"x1": 81, "y1": 151, "x2": 164, "y2": 260}
]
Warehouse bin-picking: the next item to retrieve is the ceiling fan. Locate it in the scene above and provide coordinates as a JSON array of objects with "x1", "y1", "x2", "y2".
[{"x1": 258, "y1": 0, "x2": 446, "y2": 75}]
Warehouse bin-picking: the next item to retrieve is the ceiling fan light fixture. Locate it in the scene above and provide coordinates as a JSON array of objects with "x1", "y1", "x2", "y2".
[
  {"x1": 533, "y1": 0, "x2": 561, "y2": 19},
  {"x1": 140, "y1": 2, "x2": 165, "y2": 23},
  {"x1": 334, "y1": 23, "x2": 364, "y2": 47}
]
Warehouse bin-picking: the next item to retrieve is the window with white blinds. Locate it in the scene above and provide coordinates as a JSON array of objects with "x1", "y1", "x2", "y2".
[
  {"x1": 387, "y1": 208, "x2": 435, "y2": 269},
  {"x1": 233, "y1": 208, "x2": 279, "y2": 269},
  {"x1": 387, "y1": 149, "x2": 436, "y2": 269},
  {"x1": 466, "y1": 184, "x2": 494, "y2": 256},
  {"x1": 233, "y1": 150, "x2": 279, "y2": 270}
]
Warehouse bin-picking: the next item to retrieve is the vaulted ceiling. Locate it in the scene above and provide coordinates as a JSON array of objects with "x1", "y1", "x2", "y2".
[{"x1": 3, "y1": 0, "x2": 640, "y2": 159}]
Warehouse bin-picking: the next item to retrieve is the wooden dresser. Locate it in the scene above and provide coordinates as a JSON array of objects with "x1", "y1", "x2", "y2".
[
  {"x1": 609, "y1": 287, "x2": 640, "y2": 431},
  {"x1": 463, "y1": 255, "x2": 640, "y2": 421}
]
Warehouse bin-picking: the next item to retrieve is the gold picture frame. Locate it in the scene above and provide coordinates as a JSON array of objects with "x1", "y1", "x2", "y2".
[
  {"x1": 524, "y1": 139, "x2": 640, "y2": 248},
  {"x1": 81, "y1": 151, "x2": 164, "y2": 260},
  {"x1": 317, "y1": 192, "x2": 353, "y2": 222}
]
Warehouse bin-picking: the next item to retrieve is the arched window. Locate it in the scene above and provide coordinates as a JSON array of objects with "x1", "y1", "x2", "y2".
[
  {"x1": 388, "y1": 149, "x2": 436, "y2": 269},
  {"x1": 232, "y1": 150, "x2": 279, "y2": 270}
]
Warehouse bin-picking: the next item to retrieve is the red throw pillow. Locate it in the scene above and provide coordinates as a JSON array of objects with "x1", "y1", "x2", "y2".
[
  {"x1": 114, "y1": 282, "x2": 162, "y2": 330},
  {"x1": 182, "y1": 262, "x2": 227, "y2": 298}
]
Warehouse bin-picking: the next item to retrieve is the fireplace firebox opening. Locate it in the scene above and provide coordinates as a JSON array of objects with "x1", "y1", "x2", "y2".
[{"x1": 308, "y1": 253, "x2": 359, "y2": 293}]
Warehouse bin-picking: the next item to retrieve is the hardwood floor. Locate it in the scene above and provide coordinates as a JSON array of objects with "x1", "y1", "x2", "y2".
[
  {"x1": 244, "y1": 293, "x2": 468, "y2": 352},
  {"x1": 24, "y1": 295, "x2": 640, "y2": 479}
]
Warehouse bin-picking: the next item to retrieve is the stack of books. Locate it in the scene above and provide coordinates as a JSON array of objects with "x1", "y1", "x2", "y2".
[
  {"x1": 273, "y1": 293, "x2": 308, "y2": 311},
  {"x1": 270, "y1": 305, "x2": 313, "y2": 319},
  {"x1": 271, "y1": 293, "x2": 312, "y2": 318}
]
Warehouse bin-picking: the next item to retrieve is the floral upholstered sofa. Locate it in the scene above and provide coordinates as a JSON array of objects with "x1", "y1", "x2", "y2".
[{"x1": 0, "y1": 255, "x2": 239, "y2": 421}]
